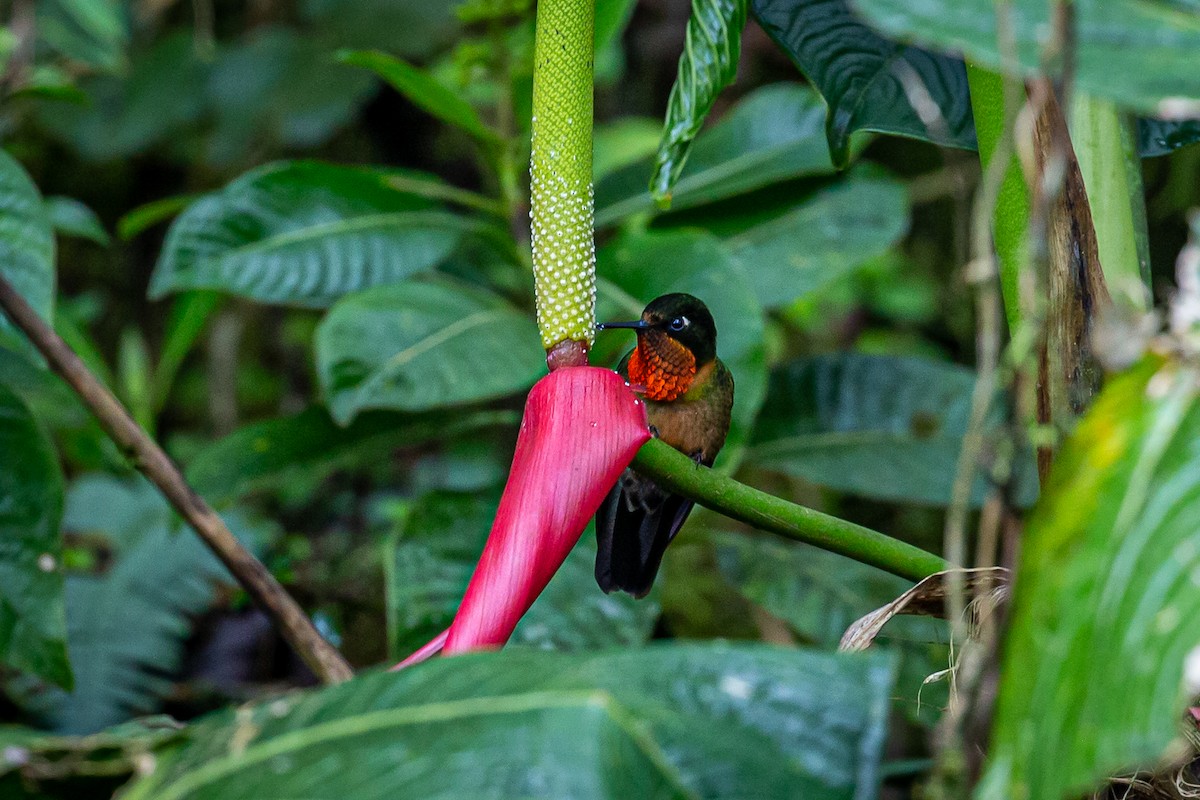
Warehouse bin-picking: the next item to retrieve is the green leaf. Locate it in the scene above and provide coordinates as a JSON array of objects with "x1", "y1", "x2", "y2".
[
  {"x1": 597, "y1": 229, "x2": 767, "y2": 466},
  {"x1": 1137, "y1": 116, "x2": 1200, "y2": 157},
  {"x1": 316, "y1": 279, "x2": 544, "y2": 423},
  {"x1": 338, "y1": 49, "x2": 496, "y2": 142},
  {"x1": 750, "y1": 353, "x2": 1037, "y2": 506},
  {"x1": 151, "y1": 291, "x2": 223, "y2": 411},
  {"x1": 0, "y1": 150, "x2": 55, "y2": 357},
  {"x1": 595, "y1": 84, "x2": 842, "y2": 226},
  {"x1": 713, "y1": 530, "x2": 949, "y2": 724},
  {"x1": 205, "y1": 28, "x2": 376, "y2": 163},
  {"x1": 300, "y1": 0, "x2": 460, "y2": 58},
  {"x1": 35, "y1": 32, "x2": 207, "y2": 161},
  {"x1": 37, "y1": 0, "x2": 128, "y2": 72},
  {"x1": 594, "y1": 118, "x2": 664, "y2": 182},
  {"x1": 725, "y1": 172, "x2": 909, "y2": 308},
  {"x1": 150, "y1": 161, "x2": 481, "y2": 306},
  {"x1": 7, "y1": 475, "x2": 273, "y2": 734},
  {"x1": 43, "y1": 196, "x2": 110, "y2": 245},
  {"x1": 117, "y1": 193, "x2": 201, "y2": 241},
  {"x1": 187, "y1": 407, "x2": 515, "y2": 504},
  {"x1": 595, "y1": 0, "x2": 640, "y2": 52},
  {"x1": 851, "y1": 0, "x2": 1200, "y2": 115},
  {"x1": 0, "y1": 383, "x2": 70, "y2": 689},
  {"x1": 650, "y1": 0, "x2": 748, "y2": 202},
  {"x1": 983, "y1": 356, "x2": 1200, "y2": 799},
  {"x1": 123, "y1": 644, "x2": 896, "y2": 800},
  {"x1": 754, "y1": 0, "x2": 976, "y2": 166},
  {"x1": 387, "y1": 492, "x2": 659, "y2": 659}
]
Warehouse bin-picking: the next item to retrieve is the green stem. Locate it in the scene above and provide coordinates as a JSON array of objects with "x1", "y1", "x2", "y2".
[
  {"x1": 966, "y1": 63, "x2": 1030, "y2": 334},
  {"x1": 529, "y1": 0, "x2": 595, "y2": 359},
  {"x1": 632, "y1": 439, "x2": 950, "y2": 583},
  {"x1": 1068, "y1": 92, "x2": 1152, "y2": 309}
]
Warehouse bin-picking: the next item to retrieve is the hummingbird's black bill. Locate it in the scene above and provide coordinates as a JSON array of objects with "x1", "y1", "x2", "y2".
[{"x1": 596, "y1": 320, "x2": 650, "y2": 330}]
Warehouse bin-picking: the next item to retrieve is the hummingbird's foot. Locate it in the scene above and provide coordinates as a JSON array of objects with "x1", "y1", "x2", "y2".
[
  {"x1": 648, "y1": 425, "x2": 661, "y2": 439},
  {"x1": 689, "y1": 449, "x2": 704, "y2": 467}
]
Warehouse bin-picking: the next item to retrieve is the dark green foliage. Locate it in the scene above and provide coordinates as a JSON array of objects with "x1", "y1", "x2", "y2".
[
  {"x1": 754, "y1": 0, "x2": 977, "y2": 166},
  {"x1": 121, "y1": 644, "x2": 896, "y2": 800}
]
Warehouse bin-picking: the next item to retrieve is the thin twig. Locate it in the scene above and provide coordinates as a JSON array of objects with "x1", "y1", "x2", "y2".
[{"x1": 0, "y1": 275, "x2": 354, "y2": 685}]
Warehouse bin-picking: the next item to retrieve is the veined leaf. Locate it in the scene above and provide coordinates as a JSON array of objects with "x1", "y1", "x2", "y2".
[
  {"x1": 850, "y1": 0, "x2": 1200, "y2": 115},
  {"x1": 338, "y1": 49, "x2": 497, "y2": 142},
  {"x1": 316, "y1": 279, "x2": 544, "y2": 423},
  {"x1": 0, "y1": 383, "x2": 70, "y2": 689},
  {"x1": 725, "y1": 172, "x2": 909, "y2": 308},
  {"x1": 754, "y1": 0, "x2": 976, "y2": 166},
  {"x1": 750, "y1": 353, "x2": 1037, "y2": 506},
  {"x1": 983, "y1": 355, "x2": 1200, "y2": 799},
  {"x1": 650, "y1": 0, "x2": 748, "y2": 202},
  {"x1": 596, "y1": 84, "x2": 841, "y2": 226},
  {"x1": 123, "y1": 644, "x2": 896, "y2": 800},
  {"x1": 150, "y1": 161, "x2": 483, "y2": 306},
  {"x1": 0, "y1": 150, "x2": 55, "y2": 356}
]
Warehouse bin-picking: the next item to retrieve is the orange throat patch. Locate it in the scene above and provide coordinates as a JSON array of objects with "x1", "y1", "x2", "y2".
[{"x1": 627, "y1": 332, "x2": 696, "y2": 401}]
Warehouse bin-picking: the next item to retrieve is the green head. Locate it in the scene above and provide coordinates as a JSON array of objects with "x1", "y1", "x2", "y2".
[{"x1": 598, "y1": 293, "x2": 718, "y2": 366}]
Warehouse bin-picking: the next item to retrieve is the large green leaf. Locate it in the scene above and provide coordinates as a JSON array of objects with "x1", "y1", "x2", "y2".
[
  {"x1": 124, "y1": 644, "x2": 896, "y2": 800},
  {"x1": 187, "y1": 406, "x2": 515, "y2": 504},
  {"x1": 596, "y1": 229, "x2": 767, "y2": 465},
  {"x1": 37, "y1": 0, "x2": 128, "y2": 72},
  {"x1": 0, "y1": 150, "x2": 55, "y2": 354},
  {"x1": 316, "y1": 279, "x2": 544, "y2": 423},
  {"x1": 725, "y1": 171, "x2": 909, "y2": 308},
  {"x1": 35, "y1": 31, "x2": 207, "y2": 161},
  {"x1": 9, "y1": 475, "x2": 272, "y2": 734},
  {"x1": 851, "y1": 0, "x2": 1200, "y2": 115},
  {"x1": 387, "y1": 492, "x2": 659, "y2": 659},
  {"x1": 0, "y1": 384, "x2": 70, "y2": 689},
  {"x1": 713, "y1": 530, "x2": 949, "y2": 725},
  {"x1": 754, "y1": 0, "x2": 976, "y2": 166},
  {"x1": 339, "y1": 50, "x2": 496, "y2": 141},
  {"x1": 150, "y1": 161, "x2": 482, "y2": 306},
  {"x1": 595, "y1": 84, "x2": 840, "y2": 226},
  {"x1": 650, "y1": 0, "x2": 748, "y2": 201},
  {"x1": 750, "y1": 353, "x2": 1037, "y2": 506},
  {"x1": 204, "y1": 27, "x2": 377, "y2": 163},
  {"x1": 982, "y1": 355, "x2": 1200, "y2": 800}
]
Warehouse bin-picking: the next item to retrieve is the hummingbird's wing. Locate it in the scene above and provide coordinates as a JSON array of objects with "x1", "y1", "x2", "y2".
[{"x1": 594, "y1": 469, "x2": 695, "y2": 598}]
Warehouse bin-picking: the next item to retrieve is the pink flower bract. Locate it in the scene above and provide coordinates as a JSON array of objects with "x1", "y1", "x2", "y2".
[{"x1": 395, "y1": 366, "x2": 650, "y2": 666}]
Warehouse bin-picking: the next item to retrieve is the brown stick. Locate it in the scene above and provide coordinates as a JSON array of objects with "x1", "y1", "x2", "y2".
[{"x1": 0, "y1": 275, "x2": 354, "y2": 685}]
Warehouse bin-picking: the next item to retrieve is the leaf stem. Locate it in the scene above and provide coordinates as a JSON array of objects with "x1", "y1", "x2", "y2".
[
  {"x1": 0, "y1": 274, "x2": 354, "y2": 685},
  {"x1": 632, "y1": 439, "x2": 950, "y2": 583}
]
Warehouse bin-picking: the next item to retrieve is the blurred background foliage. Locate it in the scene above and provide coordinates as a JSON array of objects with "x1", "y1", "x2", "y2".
[{"x1": 0, "y1": 0, "x2": 1198, "y2": 798}]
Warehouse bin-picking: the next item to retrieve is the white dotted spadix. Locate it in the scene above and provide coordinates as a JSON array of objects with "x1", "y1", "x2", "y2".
[{"x1": 528, "y1": 0, "x2": 596, "y2": 351}]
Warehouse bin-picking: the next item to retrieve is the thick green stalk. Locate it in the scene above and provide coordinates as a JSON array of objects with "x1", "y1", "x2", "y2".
[
  {"x1": 966, "y1": 63, "x2": 1030, "y2": 333},
  {"x1": 633, "y1": 439, "x2": 950, "y2": 583},
  {"x1": 529, "y1": 0, "x2": 595, "y2": 364},
  {"x1": 1068, "y1": 93, "x2": 1152, "y2": 310}
]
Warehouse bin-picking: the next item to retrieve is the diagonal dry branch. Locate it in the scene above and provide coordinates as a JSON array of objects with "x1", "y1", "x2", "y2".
[{"x1": 0, "y1": 274, "x2": 353, "y2": 685}]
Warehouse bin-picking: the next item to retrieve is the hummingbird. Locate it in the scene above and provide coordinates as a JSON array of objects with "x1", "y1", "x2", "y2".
[{"x1": 594, "y1": 293, "x2": 734, "y2": 598}]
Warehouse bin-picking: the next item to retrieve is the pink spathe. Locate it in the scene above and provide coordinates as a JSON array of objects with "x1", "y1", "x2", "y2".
[{"x1": 394, "y1": 366, "x2": 650, "y2": 666}]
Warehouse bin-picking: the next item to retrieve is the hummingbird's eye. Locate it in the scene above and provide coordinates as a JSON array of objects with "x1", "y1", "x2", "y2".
[{"x1": 669, "y1": 316, "x2": 688, "y2": 332}]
